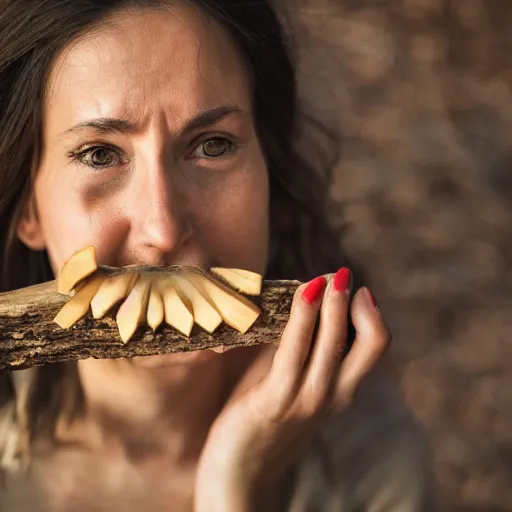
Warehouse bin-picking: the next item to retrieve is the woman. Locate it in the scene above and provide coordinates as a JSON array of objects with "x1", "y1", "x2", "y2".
[{"x1": 0, "y1": 0, "x2": 434, "y2": 510}]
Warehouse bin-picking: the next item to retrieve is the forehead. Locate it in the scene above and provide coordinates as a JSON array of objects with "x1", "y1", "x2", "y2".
[{"x1": 45, "y1": 5, "x2": 252, "y2": 130}]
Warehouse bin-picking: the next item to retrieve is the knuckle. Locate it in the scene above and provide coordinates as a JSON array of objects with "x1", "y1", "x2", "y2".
[
  {"x1": 263, "y1": 384, "x2": 293, "y2": 422},
  {"x1": 291, "y1": 403, "x2": 319, "y2": 422},
  {"x1": 332, "y1": 352, "x2": 343, "y2": 364},
  {"x1": 368, "y1": 323, "x2": 392, "y2": 352},
  {"x1": 341, "y1": 392, "x2": 354, "y2": 410},
  {"x1": 271, "y1": 375, "x2": 296, "y2": 406},
  {"x1": 336, "y1": 388, "x2": 355, "y2": 411},
  {"x1": 332, "y1": 341, "x2": 347, "y2": 363},
  {"x1": 308, "y1": 398, "x2": 327, "y2": 417},
  {"x1": 378, "y1": 326, "x2": 392, "y2": 350},
  {"x1": 266, "y1": 404, "x2": 287, "y2": 423},
  {"x1": 297, "y1": 389, "x2": 330, "y2": 419}
]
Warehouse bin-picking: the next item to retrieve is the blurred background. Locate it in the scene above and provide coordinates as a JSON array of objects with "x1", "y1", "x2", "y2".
[{"x1": 284, "y1": 0, "x2": 512, "y2": 510}]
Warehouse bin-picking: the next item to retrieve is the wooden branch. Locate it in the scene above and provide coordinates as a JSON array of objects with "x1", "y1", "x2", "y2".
[{"x1": 0, "y1": 275, "x2": 300, "y2": 371}]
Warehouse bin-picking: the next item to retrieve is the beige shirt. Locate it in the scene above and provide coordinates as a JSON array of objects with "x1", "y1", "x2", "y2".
[{"x1": 0, "y1": 373, "x2": 434, "y2": 511}]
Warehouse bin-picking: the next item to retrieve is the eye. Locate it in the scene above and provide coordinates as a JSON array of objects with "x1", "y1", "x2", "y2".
[
  {"x1": 196, "y1": 137, "x2": 235, "y2": 158},
  {"x1": 70, "y1": 145, "x2": 126, "y2": 169}
]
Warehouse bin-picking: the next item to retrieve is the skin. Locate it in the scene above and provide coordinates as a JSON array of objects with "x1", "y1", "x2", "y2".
[{"x1": 16, "y1": 5, "x2": 391, "y2": 512}]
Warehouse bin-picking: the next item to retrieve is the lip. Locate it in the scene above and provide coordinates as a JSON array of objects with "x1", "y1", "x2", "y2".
[{"x1": 99, "y1": 257, "x2": 218, "y2": 270}]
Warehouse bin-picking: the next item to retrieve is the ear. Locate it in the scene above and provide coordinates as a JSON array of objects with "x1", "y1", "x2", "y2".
[{"x1": 16, "y1": 194, "x2": 46, "y2": 251}]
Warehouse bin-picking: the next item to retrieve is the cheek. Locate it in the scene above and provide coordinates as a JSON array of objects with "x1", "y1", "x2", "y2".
[
  {"x1": 34, "y1": 175, "x2": 122, "y2": 274},
  {"x1": 195, "y1": 165, "x2": 269, "y2": 274}
]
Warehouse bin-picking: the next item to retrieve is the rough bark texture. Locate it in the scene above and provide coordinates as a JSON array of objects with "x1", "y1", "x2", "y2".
[{"x1": 0, "y1": 278, "x2": 299, "y2": 371}]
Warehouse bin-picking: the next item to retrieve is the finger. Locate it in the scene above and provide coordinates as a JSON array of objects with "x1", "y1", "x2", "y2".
[
  {"x1": 264, "y1": 276, "x2": 327, "y2": 413},
  {"x1": 333, "y1": 287, "x2": 391, "y2": 410},
  {"x1": 296, "y1": 268, "x2": 351, "y2": 415}
]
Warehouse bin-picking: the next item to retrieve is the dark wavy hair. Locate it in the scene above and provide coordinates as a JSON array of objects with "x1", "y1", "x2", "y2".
[{"x1": 0, "y1": 0, "x2": 360, "y2": 454}]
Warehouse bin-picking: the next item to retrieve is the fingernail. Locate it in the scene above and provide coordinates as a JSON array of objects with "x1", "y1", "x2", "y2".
[
  {"x1": 333, "y1": 267, "x2": 351, "y2": 293},
  {"x1": 302, "y1": 276, "x2": 327, "y2": 305},
  {"x1": 365, "y1": 288, "x2": 379, "y2": 310}
]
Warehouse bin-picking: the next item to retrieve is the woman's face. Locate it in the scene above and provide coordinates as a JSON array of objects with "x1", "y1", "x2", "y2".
[{"x1": 19, "y1": 5, "x2": 269, "y2": 278}]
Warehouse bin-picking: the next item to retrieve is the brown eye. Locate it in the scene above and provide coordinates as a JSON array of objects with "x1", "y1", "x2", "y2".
[
  {"x1": 89, "y1": 148, "x2": 115, "y2": 167},
  {"x1": 74, "y1": 146, "x2": 125, "y2": 169},
  {"x1": 201, "y1": 137, "x2": 233, "y2": 158}
]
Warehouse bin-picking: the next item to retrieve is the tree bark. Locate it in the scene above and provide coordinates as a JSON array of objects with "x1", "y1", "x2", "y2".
[{"x1": 0, "y1": 275, "x2": 300, "y2": 371}]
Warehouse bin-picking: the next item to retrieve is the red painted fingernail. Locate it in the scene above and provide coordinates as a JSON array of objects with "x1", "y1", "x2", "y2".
[
  {"x1": 366, "y1": 288, "x2": 379, "y2": 310},
  {"x1": 302, "y1": 276, "x2": 326, "y2": 305},
  {"x1": 333, "y1": 267, "x2": 351, "y2": 293}
]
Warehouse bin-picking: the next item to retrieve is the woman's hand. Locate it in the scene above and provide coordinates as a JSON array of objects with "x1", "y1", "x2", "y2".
[{"x1": 194, "y1": 268, "x2": 391, "y2": 512}]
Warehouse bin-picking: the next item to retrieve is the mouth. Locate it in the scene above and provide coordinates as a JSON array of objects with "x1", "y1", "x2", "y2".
[
  {"x1": 109, "y1": 254, "x2": 218, "y2": 272},
  {"x1": 51, "y1": 247, "x2": 263, "y2": 366}
]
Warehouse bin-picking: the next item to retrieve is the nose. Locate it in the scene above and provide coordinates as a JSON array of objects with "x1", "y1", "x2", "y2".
[{"x1": 129, "y1": 164, "x2": 192, "y2": 261}]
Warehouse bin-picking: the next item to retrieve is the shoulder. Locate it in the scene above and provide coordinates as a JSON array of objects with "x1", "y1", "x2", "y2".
[
  {"x1": 0, "y1": 371, "x2": 22, "y2": 474},
  {"x1": 288, "y1": 372, "x2": 436, "y2": 511},
  {"x1": 0, "y1": 370, "x2": 45, "y2": 511}
]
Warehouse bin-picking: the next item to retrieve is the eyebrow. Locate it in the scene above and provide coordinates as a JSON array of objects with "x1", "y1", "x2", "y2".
[{"x1": 59, "y1": 106, "x2": 247, "y2": 138}]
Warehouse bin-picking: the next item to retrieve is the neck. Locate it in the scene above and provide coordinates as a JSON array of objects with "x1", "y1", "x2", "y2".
[{"x1": 71, "y1": 351, "x2": 233, "y2": 465}]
